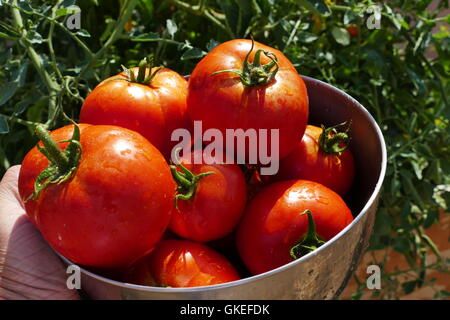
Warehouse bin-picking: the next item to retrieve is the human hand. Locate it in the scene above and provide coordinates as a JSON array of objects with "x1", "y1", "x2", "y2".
[{"x1": 0, "y1": 166, "x2": 79, "y2": 300}]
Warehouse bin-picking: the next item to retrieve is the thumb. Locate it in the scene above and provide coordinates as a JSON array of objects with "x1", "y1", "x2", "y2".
[{"x1": 0, "y1": 165, "x2": 25, "y2": 219}]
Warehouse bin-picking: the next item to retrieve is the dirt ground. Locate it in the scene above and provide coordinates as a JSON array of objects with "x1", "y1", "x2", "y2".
[{"x1": 341, "y1": 209, "x2": 450, "y2": 300}]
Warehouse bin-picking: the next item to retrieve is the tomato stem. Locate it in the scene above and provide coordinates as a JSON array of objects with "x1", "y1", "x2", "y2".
[
  {"x1": 35, "y1": 125, "x2": 70, "y2": 168},
  {"x1": 290, "y1": 210, "x2": 326, "y2": 260},
  {"x1": 26, "y1": 124, "x2": 82, "y2": 201},
  {"x1": 318, "y1": 120, "x2": 352, "y2": 154},
  {"x1": 212, "y1": 38, "x2": 279, "y2": 87},
  {"x1": 123, "y1": 56, "x2": 163, "y2": 85},
  {"x1": 169, "y1": 162, "x2": 214, "y2": 209},
  {"x1": 137, "y1": 58, "x2": 148, "y2": 83}
]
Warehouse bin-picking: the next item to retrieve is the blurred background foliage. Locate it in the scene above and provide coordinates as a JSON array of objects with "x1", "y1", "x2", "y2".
[{"x1": 0, "y1": 0, "x2": 449, "y2": 299}]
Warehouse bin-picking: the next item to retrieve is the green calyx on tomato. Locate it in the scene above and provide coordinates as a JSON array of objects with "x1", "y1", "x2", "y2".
[
  {"x1": 121, "y1": 56, "x2": 163, "y2": 85},
  {"x1": 318, "y1": 120, "x2": 352, "y2": 155},
  {"x1": 169, "y1": 162, "x2": 214, "y2": 209},
  {"x1": 26, "y1": 124, "x2": 82, "y2": 201},
  {"x1": 290, "y1": 210, "x2": 326, "y2": 260},
  {"x1": 212, "y1": 38, "x2": 279, "y2": 87}
]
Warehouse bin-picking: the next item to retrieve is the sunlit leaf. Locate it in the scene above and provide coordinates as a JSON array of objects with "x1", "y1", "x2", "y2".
[
  {"x1": 0, "y1": 82, "x2": 18, "y2": 106},
  {"x1": 181, "y1": 47, "x2": 205, "y2": 60},
  {"x1": 298, "y1": 0, "x2": 331, "y2": 16},
  {"x1": 331, "y1": 26, "x2": 350, "y2": 46}
]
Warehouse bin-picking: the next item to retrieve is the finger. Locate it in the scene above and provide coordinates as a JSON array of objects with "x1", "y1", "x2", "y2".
[{"x1": 0, "y1": 165, "x2": 23, "y2": 209}]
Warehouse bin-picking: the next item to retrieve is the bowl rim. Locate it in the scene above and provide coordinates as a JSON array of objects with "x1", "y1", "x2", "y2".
[{"x1": 57, "y1": 75, "x2": 388, "y2": 293}]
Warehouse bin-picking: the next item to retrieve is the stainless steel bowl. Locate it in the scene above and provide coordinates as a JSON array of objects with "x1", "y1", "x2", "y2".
[{"x1": 58, "y1": 76, "x2": 387, "y2": 300}]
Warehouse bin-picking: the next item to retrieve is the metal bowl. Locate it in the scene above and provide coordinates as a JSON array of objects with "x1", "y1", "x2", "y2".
[{"x1": 58, "y1": 76, "x2": 387, "y2": 300}]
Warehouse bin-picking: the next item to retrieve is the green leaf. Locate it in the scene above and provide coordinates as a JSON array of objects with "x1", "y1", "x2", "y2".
[
  {"x1": 350, "y1": 290, "x2": 363, "y2": 300},
  {"x1": 138, "y1": 0, "x2": 153, "y2": 17},
  {"x1": 434, "y1": 290, "x2": 450, "y2": 299},
  {"x1": 206, "y1": 39, "x2": 220, "y2": 52},
  {"x1": 27, "y1": 30, "x2": 43, "y2": 44},
  {"x1": 433, "y1": 185, "x2": 450, "y2": 210},
  {"x1": 298, "y1": 31, "x2": 318, "y2": 43},
  {"x1": 257, "y1": 0, "x2": 272, "y2": 16},
  {"x1": 0, "y1": 116, "x2": 9, "y2": 134},
  {"x1": 0, "y1": 82, "x2": 18, "y2": 106},
  {"x1": 61, "y1": 0, "x2": 77, "y2": 7},
  {"x1": 181, "y1": 48, "x2": 205, "y2": 61},
  {"x1": 132, "y1": 32, "x2": 161, "y2": 42},
  {"x1": 17, "y1": 1, "x2": 34, "y2": 14},
  {"x1": 390, "y1": 13, "x2": 409, "y2": 30},
  {"x1": 14, "y1": 99, "x2": 31, "y2": 116},
  {"x1": 344, "y1": 10, "x2": 358, "y2": 25},
  {"x1": 406, "y1": 68, "x2": 427, "y2": 96},
  {"x1": 76, "y1": 29, "x2": 91, "y2": 37},
  {"x1": 12, "y1": 62, "x2": 28, "y2": 88},
  {"x1": 402, "y1": 280, "x2": 417, "y2": 294},
  {"x1": 409, "y1": 155, "x2": 428, "y2": 180},
  {"x1": 394, "y1": 236, "x2": 411, "y2": 254},
  {"x1": 427, "y1": 160, "x2": 442, "y2": 185},
  {"x1": 324, "y1": 52, "x2": 335, "y2": 64},
  {"x1": 331, "y1": 26, "x2": 350, "y2": 46},
  {"x1": 298, "y1": 0, "x2": 331, "y2": 16},
  {"x1": 56, "y1": 6, "x2": 80, "y2": 17},
  {"x1": 0, "y1": 21, "x2": 20, "y2": 39},
  {"x1": 26, "y1": 98, "x2": 46, "y2": 124}
]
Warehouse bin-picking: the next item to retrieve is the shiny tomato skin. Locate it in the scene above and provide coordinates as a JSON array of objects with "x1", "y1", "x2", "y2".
[
  {"x1": 236, "y1": 180, "x2": 353, "y2": 275},
  {"x1": 80, "y1": 67, "x2": 190, "y2": 158},
  {"x1": 18, "y1": 124, "x2": 176, "y2": 269},
  {"x1": 170, "y1": 150, "x2": 247, "y2": 242},
  {"x1": 275, "y1": 125, "x2": 355, "y2": 196},
  {"x1": 125, "y1": 240, "x2": 240, "y2": 287},
  {"x1": 187, "y1": 39, "x2": 309, "y2": 160}
]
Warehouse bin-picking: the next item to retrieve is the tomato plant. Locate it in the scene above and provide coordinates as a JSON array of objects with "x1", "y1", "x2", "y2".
[
  {"x1": 18, "y1": 124, "x2": 175, "y2": 269},
  {"x1": 80, "y1": 59, "x2": 190, "y2": 158},
  {"x1": 275, "y1": 123, "x2": 355, "y2": 196},
  {"x1": 125, "y1": 240, "x2": 240, "y2": 287},
  {"x1": 237, "y1": 179, "x2": 353, "y2": 275},
  {"x1": 169, "y1": 149, "x2": 247, "y2": 242},
  {"x1": 187, "y1": 39, "x2": 309, "y2": 160}
]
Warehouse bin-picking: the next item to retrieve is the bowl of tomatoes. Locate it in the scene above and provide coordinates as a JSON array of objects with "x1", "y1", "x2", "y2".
[
  {"x1": 19, "y1": 39, "x2": 387, "y2": 299},
  {"x1": 55, "y1": 75, "x2": 386, "y2": 300}
]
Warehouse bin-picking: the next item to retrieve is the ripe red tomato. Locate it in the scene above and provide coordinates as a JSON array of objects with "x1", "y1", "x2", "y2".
[
  {"x1": 169, "y1": 149, "x2": 247, "y2": 242},
  {"x1": 124, "y1": 240, "x2": 240, "y2": 287},
  {"x1": 275, "y1": 123, "x2": 355, "y2": 196},
  {"x1": 18, "y1": 124, "x2": 176, "y2": 269},
  {"x1": 187, "y1": 39, "x2": 309, "y2": 160},
  {"x1": 80, "y1": 60, "x2": 190, "y2": 158},
  {"x1": 237, "y1": 180, "x2": 353, "y2": 275}
]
